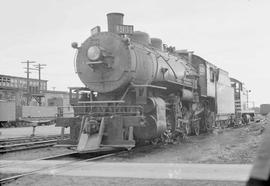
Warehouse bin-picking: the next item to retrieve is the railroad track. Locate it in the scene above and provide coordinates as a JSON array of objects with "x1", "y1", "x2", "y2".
[
  {"x1": 0, "y1": 149, "x2": 127, "y2": 184},
  {"x1": 0, "y1": 135, "x2": 69, "y2": 153}
]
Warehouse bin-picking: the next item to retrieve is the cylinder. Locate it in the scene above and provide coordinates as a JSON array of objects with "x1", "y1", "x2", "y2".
[
  {"x1": 182, "y1": 89, "x2": 194, "y2": 101},
  {"x1": 107, "y1": 12, "x2": 124, "y2": 33},
  {"x1": 144, "y1": 97, "x2": 157, "y2": 113},
  {"x1": 150, "y1": 38, "x2": 163, "y2": 50},
  {"x1": 134, "y1": 97, "x2": 166, "y2": 140}
]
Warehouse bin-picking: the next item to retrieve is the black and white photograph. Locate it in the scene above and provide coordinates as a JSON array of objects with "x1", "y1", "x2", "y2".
[{"x1": 0, "y1": 0, "x2": 270, "y2": 185}]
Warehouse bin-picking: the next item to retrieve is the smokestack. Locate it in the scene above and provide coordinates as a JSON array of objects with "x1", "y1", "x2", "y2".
[{"x1": 107, "y1": 12, "x2": 124, "y2": 33}]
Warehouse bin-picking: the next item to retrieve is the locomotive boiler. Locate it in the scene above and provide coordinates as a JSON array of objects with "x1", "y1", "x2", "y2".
[{"x1": 56, "y1": 13, "x2": 236, "y2": 153}]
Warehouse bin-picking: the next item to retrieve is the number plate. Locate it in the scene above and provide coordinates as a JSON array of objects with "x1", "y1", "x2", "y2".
[{"x1": 116, "y1": 24, "x2": 134, "y2": 35}]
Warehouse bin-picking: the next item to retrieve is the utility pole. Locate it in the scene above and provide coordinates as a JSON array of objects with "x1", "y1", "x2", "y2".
[
  {"x1": 33, "y1": 64, "x2": 46, "y2": 93},
  {"x1": 33, "y1": 64, "x2": 46, "y2": 106},
  {"x1": 21, "y1": 60, "x2": 36, "y2": 105}
]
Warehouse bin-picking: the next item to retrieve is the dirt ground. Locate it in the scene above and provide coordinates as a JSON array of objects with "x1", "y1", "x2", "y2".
[
  {"x1": 2, "y1": 120, "x2": 268, "y2": 186},
  {"x1": 104, "y1": 121, "x2": 266, "y2": 164}
]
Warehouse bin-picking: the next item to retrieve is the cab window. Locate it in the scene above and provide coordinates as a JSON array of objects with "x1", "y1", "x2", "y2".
[{"x1": 210, "y1": 68, "x2": 215, "y2": 82}]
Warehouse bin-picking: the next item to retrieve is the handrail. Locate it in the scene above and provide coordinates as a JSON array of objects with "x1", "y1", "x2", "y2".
[
  {"x1": 73, "y1": 50, "x2": 78, "y2": 73},
  {"x1": 78, "y1": 100, "x2": 125, "y2": 104},
  {"x1": 131, "y1": 82, "x2": 167, "y2": 90}
]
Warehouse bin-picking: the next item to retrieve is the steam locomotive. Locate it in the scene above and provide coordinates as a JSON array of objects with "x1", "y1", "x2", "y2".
[{"x1": 56, "y1": 13, "x2": 252, "y2": 153}]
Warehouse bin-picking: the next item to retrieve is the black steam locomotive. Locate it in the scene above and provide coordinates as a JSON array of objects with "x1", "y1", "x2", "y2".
[{"x1": 56, "y1": 13, "x2": 250, "y2": 153}]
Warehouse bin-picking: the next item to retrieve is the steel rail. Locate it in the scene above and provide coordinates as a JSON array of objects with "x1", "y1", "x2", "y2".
[
  {"x1": 0, "y1": 142, "x2": 57, "y2": 153},
  {"x1": 0, "y1": 134, "x2": 69, "y2": 153},
  {"x1": 0, "y1": 134, "x2": 69, "y2": 144},
  {"x1": 1, "y1": 139, "x2": 57, "y2": 148}
]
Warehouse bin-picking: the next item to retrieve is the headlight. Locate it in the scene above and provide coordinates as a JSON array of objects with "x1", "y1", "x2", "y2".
[{"x1": 87, "y1": 46, "x2": 101, "y2": 61}]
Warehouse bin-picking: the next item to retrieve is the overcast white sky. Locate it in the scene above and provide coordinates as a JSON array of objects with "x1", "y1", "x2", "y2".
[{"x1": 0, "y1": 0, "x2": 269, "y2": 106}]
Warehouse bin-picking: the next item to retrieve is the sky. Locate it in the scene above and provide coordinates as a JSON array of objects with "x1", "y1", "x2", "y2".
[{"x1": 0, "y1": 0, "x2": 269, "y2": 106}]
